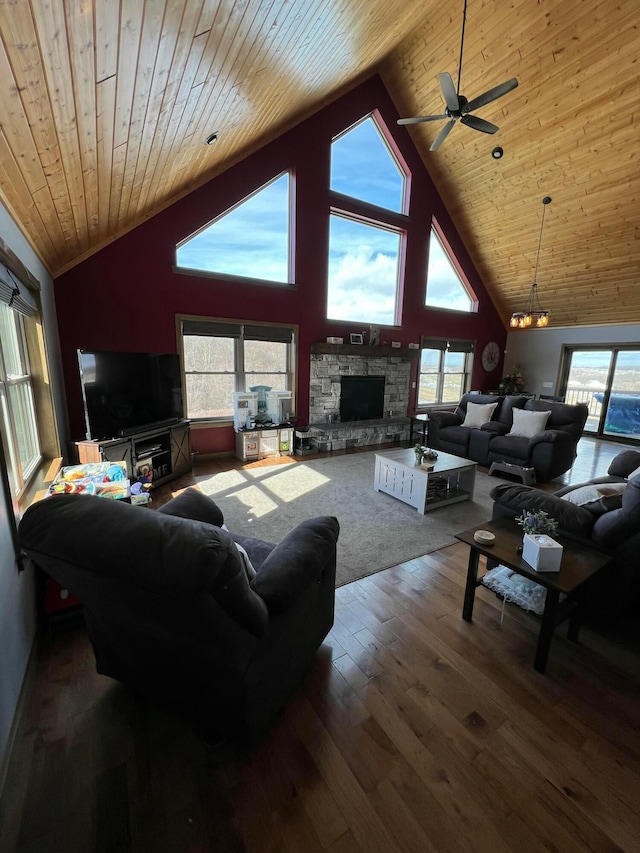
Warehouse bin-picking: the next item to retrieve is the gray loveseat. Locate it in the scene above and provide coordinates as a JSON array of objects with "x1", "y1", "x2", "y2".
[
  {"x1": 491, "y1": 450, "x2": 640, "y2": 621},
  {"x1": 427, "y1": 392, "x2": 589, "y2": 482},
  {"x1": 18, "y1": 488, "x2": 339, "y2": 743}
]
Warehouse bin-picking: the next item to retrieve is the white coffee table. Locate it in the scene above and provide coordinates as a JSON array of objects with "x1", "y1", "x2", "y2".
[{"x1": 373, "y1": 448, "x2": 477, "y2": 514}]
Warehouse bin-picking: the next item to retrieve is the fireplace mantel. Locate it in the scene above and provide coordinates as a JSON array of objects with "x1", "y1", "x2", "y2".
[{"x1": 311, "y1": 343, "x2": 416, "y2": 358}]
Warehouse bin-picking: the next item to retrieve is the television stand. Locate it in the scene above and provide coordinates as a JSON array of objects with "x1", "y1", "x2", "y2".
[{"x1": 74, "y1": 420, "x2": 191, "y2": 487}]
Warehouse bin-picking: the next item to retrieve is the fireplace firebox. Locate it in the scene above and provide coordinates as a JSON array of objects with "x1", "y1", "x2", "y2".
[{"x1": 340, "y1": 375, "x2": 385, "y2": 422}]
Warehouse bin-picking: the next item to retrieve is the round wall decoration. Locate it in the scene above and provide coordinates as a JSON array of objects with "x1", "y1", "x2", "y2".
[{"x1": 481, "y1": 341, "x2": 500, "y2": 372}]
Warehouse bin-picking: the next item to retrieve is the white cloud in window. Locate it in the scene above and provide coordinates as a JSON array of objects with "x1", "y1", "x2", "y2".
[{"x1": 327, "y1": 247, "x2": 398, "y2": 325}]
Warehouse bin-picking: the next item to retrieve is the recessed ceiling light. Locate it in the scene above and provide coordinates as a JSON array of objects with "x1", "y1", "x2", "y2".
[
  {"x1": 491, "y1": 146, "x2": 504, "y2": 159},
  {"x1": 205, "y1": 132, "x2": 219, "y2": 145}
]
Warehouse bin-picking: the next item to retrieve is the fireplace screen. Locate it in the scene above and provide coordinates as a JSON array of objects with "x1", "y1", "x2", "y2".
[{"x1": 340, "y1": 375, "x2": 385, "y2": 422}]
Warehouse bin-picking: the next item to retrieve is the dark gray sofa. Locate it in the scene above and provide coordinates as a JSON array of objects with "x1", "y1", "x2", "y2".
[
  {"x1": 18, "y1": 488, "x2": 339, "y2": 743},
  {"x1": 491, "y1": 450, "x2": 640, "y2": 620},
  {"x1": 427, "y1": 393, "x2": 589, "y2": 482}
]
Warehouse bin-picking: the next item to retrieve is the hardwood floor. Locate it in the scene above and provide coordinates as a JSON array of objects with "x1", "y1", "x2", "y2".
[{"x1": 1, "y1": 437, "x2": 639, "y2": 852}]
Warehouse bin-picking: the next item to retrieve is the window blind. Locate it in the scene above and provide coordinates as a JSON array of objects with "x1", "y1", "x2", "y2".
[
  {"x1": 420, "y1": 336, "x2": 448, "y2": 350},
  {"x1": 0, "y1": 265, "x2": 37, "y2": 317},
  {"x1": 243, "y1": 324, "x2": 294, "y2": 343},
  {"x1": 447, "y1": 339, "x2": 474, "y2": 353},
  {"x1": 182, "y1": 320, "x2": 241, "y2": 337}
]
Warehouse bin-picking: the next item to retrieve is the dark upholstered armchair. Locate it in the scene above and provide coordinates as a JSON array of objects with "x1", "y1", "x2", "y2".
[{"x1": 18, "y1": 488, "x2": 339, "y2": 743}]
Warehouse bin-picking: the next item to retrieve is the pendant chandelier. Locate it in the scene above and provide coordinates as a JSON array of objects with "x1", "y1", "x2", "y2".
[{"x1": 510, "y1": 196, "x2": 552, "y2": 329}]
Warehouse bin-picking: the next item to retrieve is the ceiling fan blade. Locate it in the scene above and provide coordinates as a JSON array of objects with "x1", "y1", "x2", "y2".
[
  {"x1": 463, "y1": 78, "x2": 519, "y2": 113},
  {"x1": 460, "y1": 114, "x2": 499, "y2": 134},
  {"x1": 430, "y1": 120, "x2": 457, "y2": 151},
  {"x1": 439, "y1": 73, "x2": 459, "y2": 112},
  {"x1": 397, "y1": 114, "x2": 448, "y2": 125}
]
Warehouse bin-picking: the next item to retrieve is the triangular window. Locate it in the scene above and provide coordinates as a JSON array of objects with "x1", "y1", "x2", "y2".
[
  {"x1": 425, "y1": 226, "x2": 476, "y2": 312},
  {"x1": 331, "y1": 116, "x2": 405, "y2": 213},
  {"x1": 176, "y1": 173, "x2": 290, "y2": 283}
]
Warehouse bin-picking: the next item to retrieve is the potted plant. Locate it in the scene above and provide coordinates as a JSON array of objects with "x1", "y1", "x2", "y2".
[
  {"x1": 499, "y1": 365, "x2": 525, "y2": 395},
  {"x1": 516, "y1": 509, "x2": 558, "y2": 537},
  {"x1": 414, "y1": 443, "x2": 427, "y2": 463}
]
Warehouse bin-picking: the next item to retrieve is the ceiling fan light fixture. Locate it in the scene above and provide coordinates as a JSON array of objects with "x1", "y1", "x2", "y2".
[{"x1": 510, "y1": 197, "x2": 552, "y2": 330}]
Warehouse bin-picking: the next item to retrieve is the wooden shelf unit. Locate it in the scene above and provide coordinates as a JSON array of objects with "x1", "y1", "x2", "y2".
[{"x1": 74, "y1": 420, "x2": 191, "y2": 487}]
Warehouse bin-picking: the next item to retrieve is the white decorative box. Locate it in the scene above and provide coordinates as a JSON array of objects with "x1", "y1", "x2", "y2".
[
  {"x1": 326, "y1": 336, "x2": 343, "y2": 344},
  {"x1": 522, "y1": 533, "x2": 563, "y2": 572},
  {"x1": 391, "y1": 341, "x2": 401, "y2": 348}
]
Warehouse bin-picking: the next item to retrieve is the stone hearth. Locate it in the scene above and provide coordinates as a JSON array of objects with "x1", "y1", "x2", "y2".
[{"x1": 308, "y1": 351, "x2": 411, "y2": 450}]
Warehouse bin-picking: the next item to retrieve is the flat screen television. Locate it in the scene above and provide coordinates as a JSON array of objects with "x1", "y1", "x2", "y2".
[{"x1": 77, "y1": 349, "x2": 184, "y2": 440}]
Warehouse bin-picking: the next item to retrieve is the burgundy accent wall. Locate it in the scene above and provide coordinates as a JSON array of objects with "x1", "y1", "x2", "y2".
[{"x1": 55, "y1": 75, "x2": 506, "y2": 455}]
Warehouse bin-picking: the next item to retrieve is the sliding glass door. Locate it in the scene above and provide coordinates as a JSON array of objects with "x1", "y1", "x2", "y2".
[{"x1": 562, "y1": 347, "x2": 640, "y2": 441}]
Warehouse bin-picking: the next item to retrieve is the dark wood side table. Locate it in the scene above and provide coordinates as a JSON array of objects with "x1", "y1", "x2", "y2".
[
  {"x1": 409, "y1": 413, "x2": 429, "y2": 446},
  {"x1": 455, "y1": 517, "x2": 612, "y2": 673}
]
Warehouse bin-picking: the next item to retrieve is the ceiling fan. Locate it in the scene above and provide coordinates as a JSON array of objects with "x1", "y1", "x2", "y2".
[{"x1": 397, "y1": 0, "x2": 518, "y2": 151}]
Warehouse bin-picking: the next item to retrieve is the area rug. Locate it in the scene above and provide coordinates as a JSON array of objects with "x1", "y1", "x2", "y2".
[{"x1": 196, "y1": 451, "x2": 497, "y2": 587}]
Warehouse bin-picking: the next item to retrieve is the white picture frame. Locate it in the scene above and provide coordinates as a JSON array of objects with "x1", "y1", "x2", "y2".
[{"x1": 350, "y1": 333, "x2": 363, "y2": 345}]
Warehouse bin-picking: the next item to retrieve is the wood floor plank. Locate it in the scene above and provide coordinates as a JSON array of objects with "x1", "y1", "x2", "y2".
[{"x1": 2, "y1": 437, "x2": 639, "y2": 851}]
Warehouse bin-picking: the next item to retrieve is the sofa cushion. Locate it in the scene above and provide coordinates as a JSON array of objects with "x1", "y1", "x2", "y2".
[
  {"x1": 495, "y1": 395, "x2": 529, "y2": 426},
  {"x1": 508, "y1": 409, "x2": 551, "y2": 438},
  {"x1": 560, "y1": 482, "x2": 626, "y2": 517},
  {"x1": 490, "y1": 483, "x2": 595, "y2": 539},
  {"x1": 461, "y1": 401, "x2": 498, "y2": 428}
]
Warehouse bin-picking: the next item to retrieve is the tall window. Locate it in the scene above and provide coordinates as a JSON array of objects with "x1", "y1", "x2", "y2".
[
  {"x1": 417, "y1": 338, "x2": 474, "y2": 407},
  {"x1": 176, "y1": 173, "x2": 291, "y2": 284},
  {"x1": 328, "y1": 115, "x2": 408, "y2": 325},
  {"x1": 0, "y1": 268, "x2": 41, "y2": 497},
  {"x1": 180, "y1": 318, "x2": 295, "y2": 420},
  {"x1": 426, "y1": 225, "x2": 476, "y2": 312}
]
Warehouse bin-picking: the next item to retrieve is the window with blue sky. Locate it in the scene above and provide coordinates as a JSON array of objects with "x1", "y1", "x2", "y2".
[
  {"x1": 425, "y1": 227, "x2": 475, "y2": 312},
  {"x1": 176, "y1": 173, "x2": 290, "y2": 283},
  {"x1": 327, "y1": 115, "x2": 406, "y2": 326},
  {"x1": 330, "y1": 116, "x2": 405, "y2": 213}
]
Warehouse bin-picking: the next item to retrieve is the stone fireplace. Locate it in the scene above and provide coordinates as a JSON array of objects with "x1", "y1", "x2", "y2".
[{"x1": 307, "y1": 349, "x2": 412, "y2": 451}]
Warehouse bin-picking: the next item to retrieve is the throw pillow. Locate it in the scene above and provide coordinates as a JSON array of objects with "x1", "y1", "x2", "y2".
[
  {"x1": 561, "y1": 482, "x2": 626, "y2": 517},
  {"x1": 461, "y1": 401, "x2": 498, "y2": 428},
  {"x1": 508, "y1": 409, "x2": 551, "y2": 438}
]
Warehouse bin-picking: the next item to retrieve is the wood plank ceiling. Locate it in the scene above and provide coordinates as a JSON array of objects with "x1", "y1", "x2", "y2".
[{"x1": 0, "y1": 0, "x2": 638, "y2": 329}]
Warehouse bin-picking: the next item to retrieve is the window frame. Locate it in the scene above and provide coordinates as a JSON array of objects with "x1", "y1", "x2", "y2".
[
  {"x1": 327, "y1": 112, "x2": 410, "y2": 327},
  {"x1": 416, "y1": 338, "x2": 474, "y2": 410},
  {"x1": 0, "y1": 301, "x2": 42, "y2": 498},
  {"x1": 178, "y1": 316, "x2": 297, "y2": 424},
  {"x1": 174, "y1": 171, "x2": 294, "y2": 287}
]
